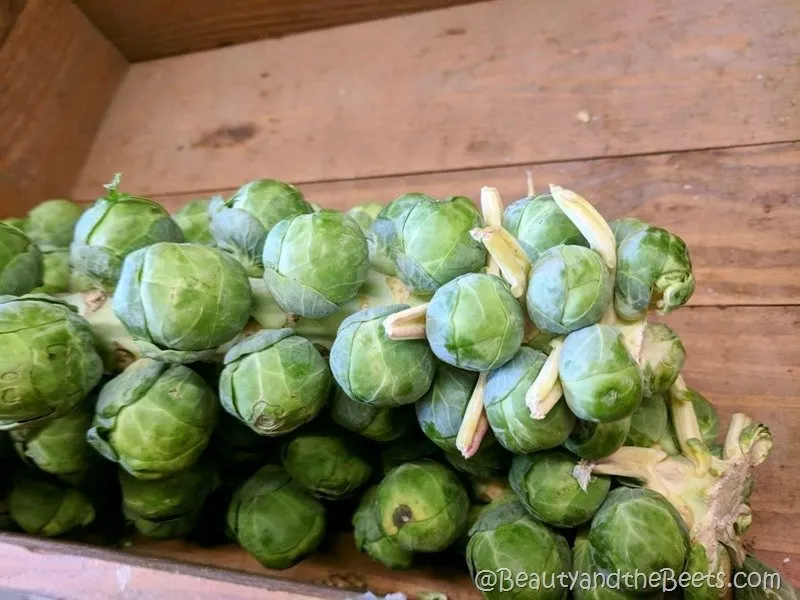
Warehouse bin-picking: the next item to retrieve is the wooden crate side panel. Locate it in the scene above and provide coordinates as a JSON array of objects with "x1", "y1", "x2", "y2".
[
  {"x1": 0, "y1": 0, "x2": 127, "y2": 217},
  {"x1": 74, "y1": 0, "x2": 487, "y2": 62},
  {"x1": 73, "y1": 0, "x2": 800, "y2": 199},
  {"x1": 141, "y1": 143, "x2": 800, "y2": 307}
]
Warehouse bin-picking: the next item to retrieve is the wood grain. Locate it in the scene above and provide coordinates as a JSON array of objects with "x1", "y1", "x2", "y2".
[
  {"x1": 72, "y1": 0, "x2": 800, "y2": 199},
  {"x1": 0, "y1": 0, "x2": 25, "y2": 46},
  {"x1": 140, "y1": 142, "x2": 800, "y2": 308},
  {"x1": 0, "y1": 0, "x2": 127, "y2": 217},
  {"x1": 74, "y1": 0, "x2": 487, "y2": 62}
]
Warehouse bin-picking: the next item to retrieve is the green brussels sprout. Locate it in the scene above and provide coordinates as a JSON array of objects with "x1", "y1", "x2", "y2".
[
  {"x1": 172, "y1": 198, "x2": 214, "y2": 245},
  {"x1": 281, "y1": 427, "x2": 372, "y2": 499},
  {"x1": 380, "y1": 431, "x2": 441, "y2": 474},
  {"x1": 331, "y1": 305, "x2": 435, "y2": 406},
  {"x1": 209, "y1": 179, "x2": 313, "y2": 276},
  {"x1": 11, "y1": 404, "x2": 93, "y2": 483},
  {"x1": 526, "y1": 328, "x2": 559, "y2": 354},
  {"x1": 686, "y1": 388, "x2": 720, "y2": 445},
  {"x1": 9, "y1": 473, "x2": 95, "y2": 536},
  {"x1": 565, "y1": 417, "x2": 632, "y2": 459},
  {"x1": 615, "y1": 226, "x2": 695, "y2": 320},
  {"x1": 87, "y1": 359, "x2": 218, "y2": 479},
  {"x1": 353, "y1": 485, "x2": 414, "y2": 569},
  {"x1": 510, "y1": 450, "x2": 610, "y2": 527},
  {"x1": 348, "y1": 203, "x2": 396, "y2": 274},
  {"x1": 484, "y1": 347, "x2": 575, "y2": 454},
  {"x1": 639, "y1": 323, "x2": 685, "y2": 396},
  {"x1": 348, "y1": 202, "x2": 384, "y2": 234},
  {"x1": 377, "y1": 460, "x2": 469, "y2": 552},
  {"x1": 2, "y1": 217, "x2": 27, "y2": 232},
  {"x1": 589, "y1": 487, "x2": 689, "y2": 593},
  {"x1": 0, "y1": 295, "x2": 102, "y2": 430},
  {"x1": 370, "y1": 194, "x2": 426, "y2": 276},
  {"x1": 220, "y1": 329, "x2": 330, "y2": 436},
  {"x1": 32, "y1": 249, "x2": 71, "y2": 294},
  {"x1": 573, "y1": 529, "x2": 660, "y2": 600},
  {"x1": 455, "y1": 503, "x2": 486, "y2": 555},
  {"x1": 385, "y1": 194, "x2": 486, "y2": 294},
  {"x1": 467, "y1": 495, "x2": 571, "y2": 600},
  {"x1": 526, "y1": 246, "x2": 612, "y2": 335},
  {"x1": 427, "y1": 273, "x2": 524, "y2": 372},
  {"x1": 120, "y1": 460, "x2": 218, "y2": 539},
  {"x1": 503, "y1": 193, "x2": 588, "y2": 262},
  {"x1": 210, "y1": 412, "x2": 275, "y2": 469},
  {"x1": 684, "y1": 542, "x2": 731, "y2": 600},
  {"x1": 444, "y1": 433, "x2": 511, "y2": 479},
  {"x1": 330, "y1": 385, "x2": 413, "y2": 442},
  {"x1": 113, "y1": 242, "x2": 252, "y2": 362},
  {"x1": 262, "y1": 210, "x2": 369, "y2": 318},
  {"x1": 226, "y1": 464, "x2": 326, "y2": 569},
  {"x1": 70, "y1": 176, "x2": 184, "y2": 290},
  {"x1": 26, "y1": 198, "x2": 83, "y2": 249},
  {"x1": 0, "y1": 222, "x2": 43, "y2": 295},
  {"x1": 559, "y1": 324, "x2": 643, "y2": 422},
  {"x1": 609, "y1": 217, "x2": 648, "y2": 246},
  {"x1": 735, "y1": 556, "x2": 797, "y2": 600},
  {"x1": 626, "y1": 393, "x2": 679, "y2": 454},
  {"x1": 415, "y1": 362, "x2": 479, "y2": 452}
]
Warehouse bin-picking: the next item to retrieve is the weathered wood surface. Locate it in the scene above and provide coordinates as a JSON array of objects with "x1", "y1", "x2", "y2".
[
  {"x1": 0, "y1": 0, "x2": 25, "y2": 46},
  {"x1": 73, "y1": 0, "x2": 800, "y2": 199},
  {"x1": 140, "y1": 142, "x2": 800, "y2": 308},
  {"x1": 0, "y1": 0, "x2": 127, "y2": 216},
  {"x1": 74, "y1": 0, "x2": 486, "y2": 62}
]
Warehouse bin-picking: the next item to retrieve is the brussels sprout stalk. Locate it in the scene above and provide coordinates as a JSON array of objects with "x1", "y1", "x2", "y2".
[
  {"x1": 549, "y1": 184, "x2": 616, "y2": 272},
  {"x1": 573, "y1": 412, "x2": 772, "y2": 570},
  {"x1": 669, "y1": 375, "x2": 714, "y2": 475},
  {"x1": 525, "y1": 338, "x2": 564, "y2": 418},
  {"x1": 525, "y1": 171, "x2": 535, "y2": 197},
  {"x1": 455, "y1": 372, "x2": 489, "y2": 458},
  {"x1": 383, "y1": 303, "x2": 429, "y2": 340},
  {"x1": 470, "y1": 226, "x2": 530, "y2": 298}
]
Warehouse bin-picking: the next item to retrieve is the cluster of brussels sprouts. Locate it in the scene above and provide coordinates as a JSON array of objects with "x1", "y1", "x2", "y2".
[{"x1": 0, "y1": 174, "x2": 790, "y2": 600}]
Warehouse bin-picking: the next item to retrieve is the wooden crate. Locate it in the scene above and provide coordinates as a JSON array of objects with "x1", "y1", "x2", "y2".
[{"x1": 1, "y1": 0, "x2": 799, "y2": 598}]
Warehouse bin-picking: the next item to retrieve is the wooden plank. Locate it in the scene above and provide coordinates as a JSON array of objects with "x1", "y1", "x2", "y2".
[
  {"x1": 0, "y1": 0, "x2": 25, "y2": 46},
  {"x1": 74, "y1": 0, "x2": 486, "y2": 62},
  {"x1": 125, "y1": 143, "x2": 800, "y2": 307},
  {"x1": 0, "y1": 534, "x2": 347, "y2": 600},
  {"x1": 73, "y1": 0, "x2": 800, "y2": 199},
  {"x1": 0, "y1": 0, "x2": 127, "y2": 217}
]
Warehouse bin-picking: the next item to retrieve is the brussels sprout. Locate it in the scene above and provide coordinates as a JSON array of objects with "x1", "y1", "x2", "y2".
[
  {"x1": 416, "y1": 362, "x2": 479, "y2": 452},
  {"x1": 262, "y1": 210, "x2": 369, "y2": 318},
  {"x1": 330, "y1": 385, "x2": 413, "y2": 442},
  {"x1": 639, "y1": 323, "x2": 685, "y2": 396},
  {"x1": 331, "y1": 305, "x2": 435, "y2": 406},
  {"x1": 353, "y1": 485, "x2": 414, "y2": 569},
  {"x1": 686, "y1": 388, "x2": 720, "y2": 445},
  {"x1": 735, "y1": 556, "x2": 797, "y2": 600},
  {"x1": 0, "y1": 295, "x2": 102, "y2": 430},
  {"x1": 526, "y1": 246, "x2": 612, "y2": 335},
  {"x1": 87, "y1": 359, "x2": 218, "y2": 479},
  {"x1": 282, "y1": 427, "x2": 372, "y2": 499},
  {"x1": 503, "y1": 193, "x2": 588, "y2": 262},
  {"x1": 625, "y1": 393, "x2": 679, "y2": 454},
  {"x1": 11, "y1": 404, "x2": 93, "y2": 483},
  {"x1": 467, "y1": 495, "x2": 571, "y2": 600},
  {"x1": 444, "y1": 433, "x2": 511, "y2": 479},
  {"x1": 559, "y1": 324, "x2": 643, "y2": 422},
  {"x1": 377, "y1": 460, "x2": 469, "y2": 552},
  {"x1": 380, "y1": 432, "x2": 441, "y2": 474},
  {"x1": 427, "y1": 273, "x2": 524, "y2": 372},
  {"x1": 0, "y1": 222, "x2": 43, "y2": 295},
  {"x1": 573, "y1": 529, "x2": 660, "y2": 600},
  {"x1": 210, "y1": 412, "x2": 275, "y2": 469},
  {"x1": 684, "y1": 541, "x2": 732, "y2": 600},
  {"x1": 526, "y1": 328, "x2": 560, "y2": 354},
  {"x1": 26, "y1": 199, "x2": 83, "y2": 249},
  {"x1": 484, "y1": 347, "x2": 575, "y2": 454},
  {"x1": 589, "y1": 487, "x2": 689, "y2": 593},
  {"x1": 220, "y1": 329, "x2": 330, "y2": 436},
  {"x1": 226, "y1": 464, "x2": 326, "y2": 569},
  {"x1": 455, "y1": 503, "x2": 487, "y2": 555},
  {"x1": 510, "y1": 450, "x2": 610, "y2": 527},
  {"x1": 70, "y1": 176, "x2": 184, "y2": 289},
  {"x1": 348, "y1": 203, "x2": 384, "y2": 234},
  {"x1": 565, "y1": 417, "x2": 632, "y2": 459},
  {"x1": 615, "y1": 226, "x2": 695, "y2": 320},
  {"x1": 9, "y1": 473, "x2": 95, "y2": 536},
  {"x1": 172, "y1": 198, "x2": 214, "y2": 245},
  {"x1": 385, "y1": 194, "x2": 486, "y2": 294},
  {"x1": 113, "y1": 242, "x2": 252, "y2": 362},
  {"x1": 609, "y1": 217, "x2": 648, "y2": 246},
  {"x1": 370, "y1": 194, "x2": 426, "y2": 276},
  {"x1": 120, "y1": 460, "x2": 218, "y2": 539},
  {"x1": 209, "y1": 179, "x2": 313, "y2": 276},
  {"x1": 2, "y1": 217, "x2": 27, "y2": 232},
  {"x1": 32, "y1": 249, "x2": 71, "y2": 294}
]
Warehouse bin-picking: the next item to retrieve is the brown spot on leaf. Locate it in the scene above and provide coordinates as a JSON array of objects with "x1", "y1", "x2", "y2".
[{"x1": 192, "y1": 123, "x2": 260, "y2": 149}]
